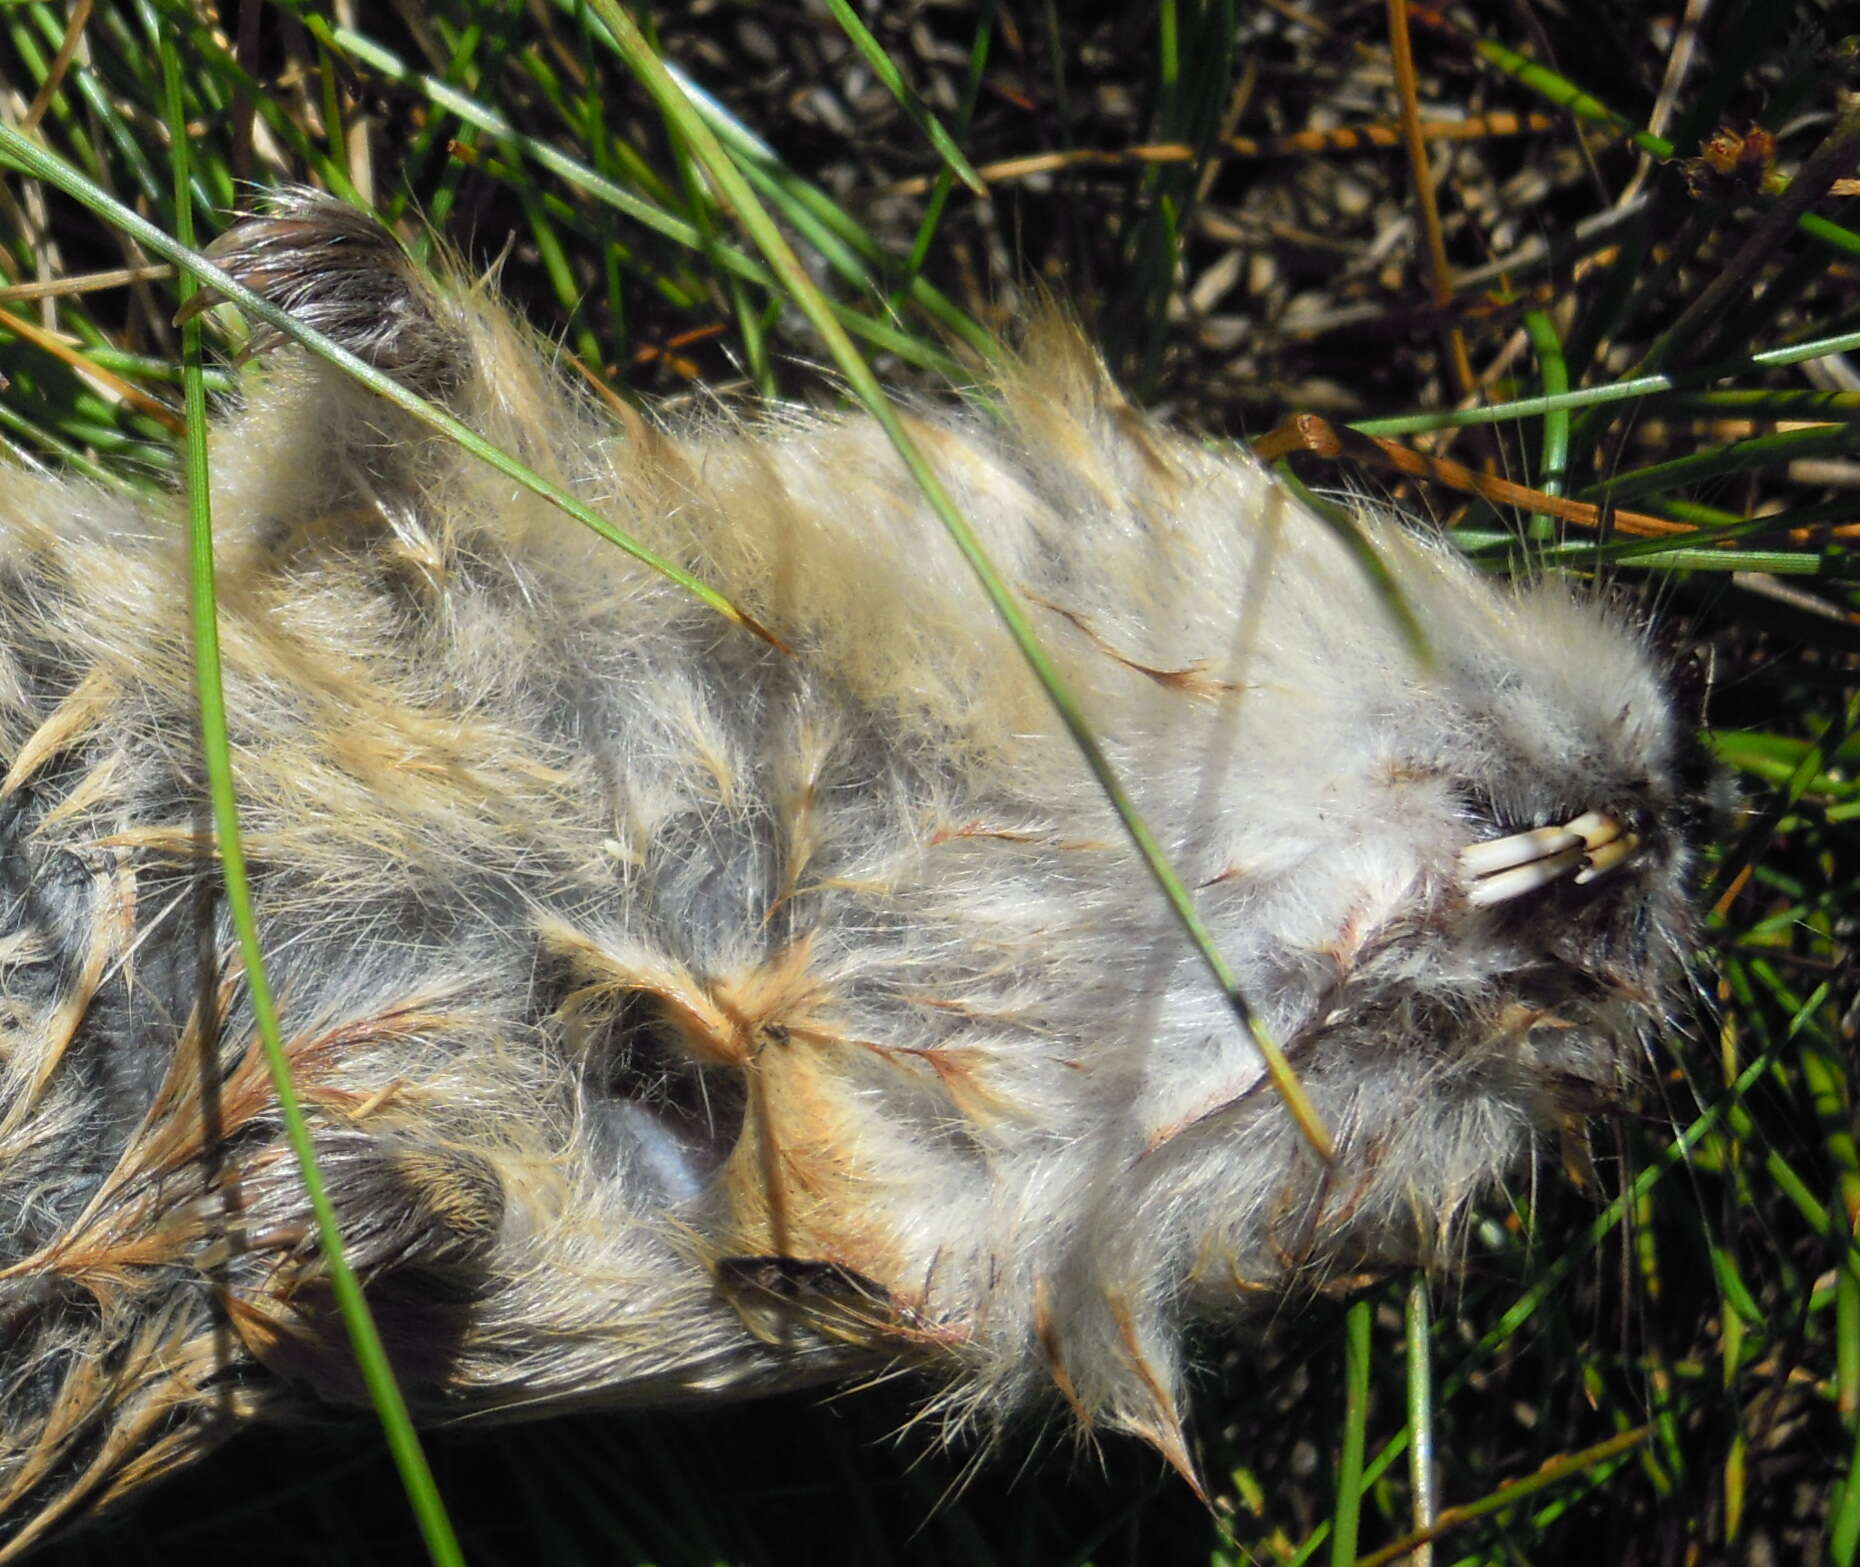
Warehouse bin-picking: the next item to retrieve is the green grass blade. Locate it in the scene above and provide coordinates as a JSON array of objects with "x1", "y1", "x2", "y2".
[
  {"x1": 1522, "y1": 306, "x2": 1568, "y2": 542},
  {"x1": 1404, "y1": 1277, "x2": 1436, "y2": 1564},
  {"x1": 153, "y1": 23, "x2": 465, "y2": 1567},
  {"x1": 1329, "y1": 1297, "x2": 1372, "y2": 1566},
  {"x1": 0, "y1": 120, "x2": 779, "y2": 648},
  {"x1": 818, "y1": 0, "x2": 986, "y2": 195},
  {"x1": 586, "y1": 0, "x2": 1335, "y2": 1162},
  {"x1": 276, "y1": 6, "x2": 978, "y2": 376}
]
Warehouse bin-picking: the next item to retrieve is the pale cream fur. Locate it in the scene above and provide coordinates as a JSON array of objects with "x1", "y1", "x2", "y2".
[{"x1": 0, "y1": 194, "x2": 1713, "y2": 1552}]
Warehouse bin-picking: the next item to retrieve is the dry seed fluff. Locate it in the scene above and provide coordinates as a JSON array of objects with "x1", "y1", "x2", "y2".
[{"x1": 0, "y1": 192, "x2": 1717, "y2": 1553}]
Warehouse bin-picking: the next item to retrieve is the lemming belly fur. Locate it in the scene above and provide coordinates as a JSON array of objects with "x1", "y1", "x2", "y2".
[{"x1": 0, "y1": 192, "x2": 1715, "y2": 1552}]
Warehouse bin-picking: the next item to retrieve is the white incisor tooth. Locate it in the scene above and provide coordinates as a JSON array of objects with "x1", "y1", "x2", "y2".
[
  {"x1": 1459, "y1": 824, "x2": 1584, "y2": 879},
  {"x1": 1465, "y1": 845, "x2": 1591, "y2": 906}
]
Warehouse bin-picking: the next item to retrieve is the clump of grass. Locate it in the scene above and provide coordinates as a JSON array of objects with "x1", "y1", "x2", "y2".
[{"x1": 0, "y1": 3, "x2": 1855, "y2": 1564}]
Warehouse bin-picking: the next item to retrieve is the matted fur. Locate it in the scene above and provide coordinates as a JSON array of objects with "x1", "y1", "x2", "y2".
[{"x1": 0, "y1": 192, "x2": 1715, "y2": 1553}]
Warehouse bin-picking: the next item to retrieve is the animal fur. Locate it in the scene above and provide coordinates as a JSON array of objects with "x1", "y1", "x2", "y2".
[{"x1": 0, "y1": 191, "x2": 1716, "y2": 1553}]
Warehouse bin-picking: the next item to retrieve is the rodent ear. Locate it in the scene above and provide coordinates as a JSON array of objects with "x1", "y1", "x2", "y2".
[
  {"x1": 183, "y1": 189, "x2": 539, "y2": 581},
  {"x1": 183, "y1": 187, "x2": 470, "y2": 400}
]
